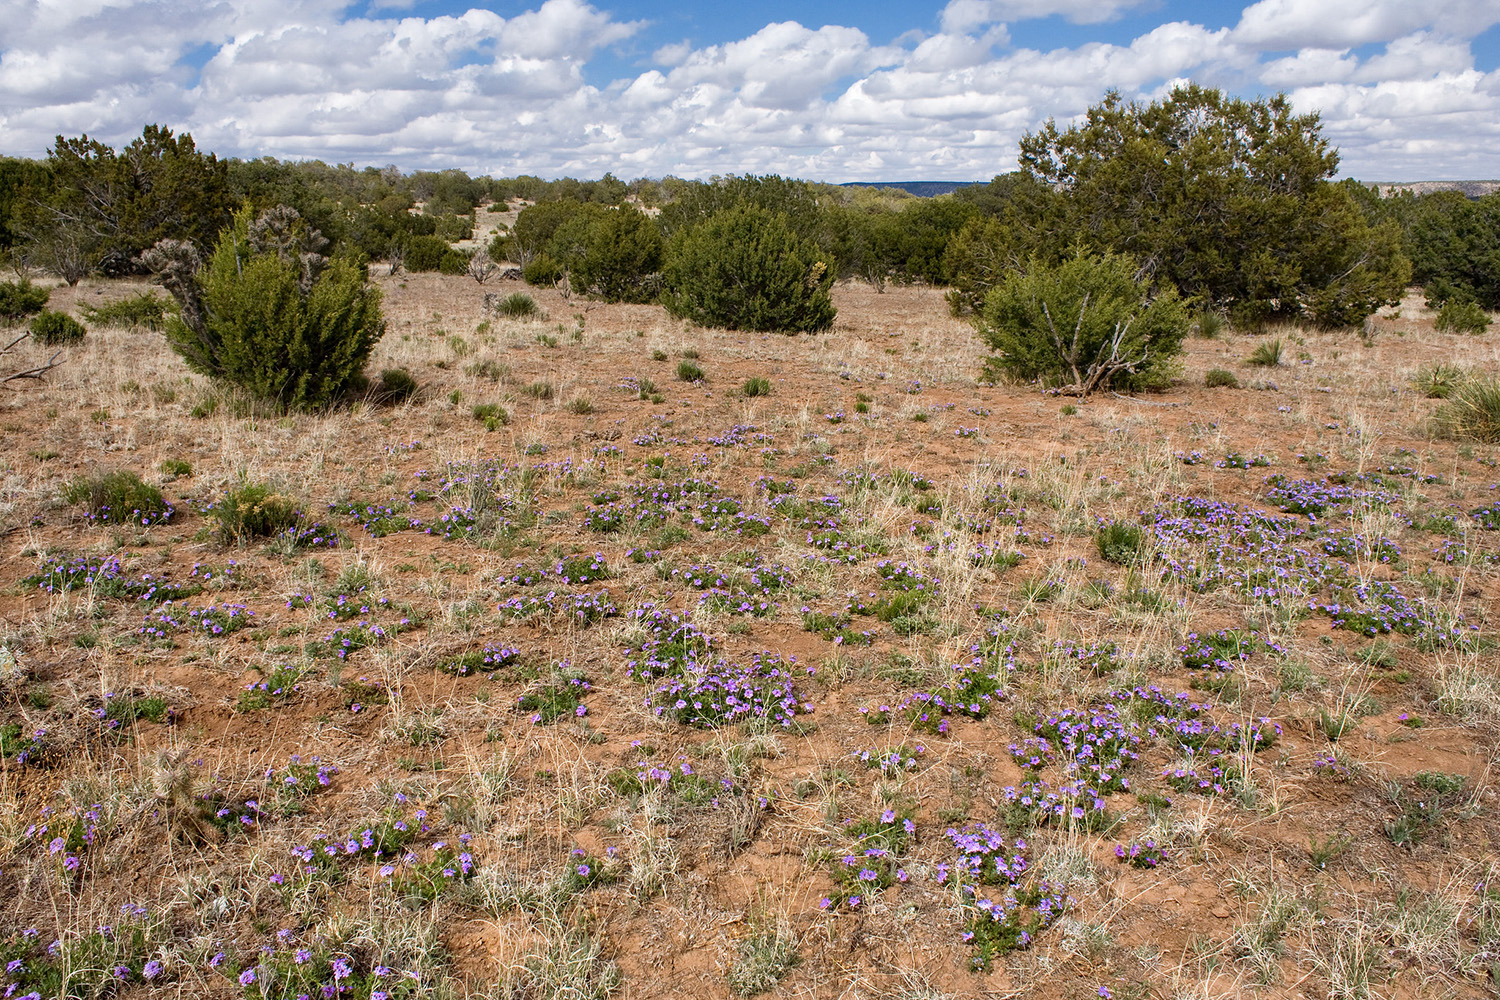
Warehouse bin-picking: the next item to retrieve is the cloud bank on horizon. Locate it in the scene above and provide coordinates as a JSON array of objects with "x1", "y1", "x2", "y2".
[{"x1": 1, "y1": 0, "x2": 1498, "y2": 181}]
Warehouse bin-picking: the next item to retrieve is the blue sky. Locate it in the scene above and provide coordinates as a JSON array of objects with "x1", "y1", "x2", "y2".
[{"x1": 3, "y1": 0, "x2": 1500, "y2": 181}]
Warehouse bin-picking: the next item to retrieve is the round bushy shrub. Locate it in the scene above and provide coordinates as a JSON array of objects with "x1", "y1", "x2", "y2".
[
  {"x1": 62, "y1": 469, "x2": 172, "y2": 525},
  {"x1": 662, "y1": 205, "x2": 835, "y2": 333},
  {"x1": 522, "y1": 254, "x2": 565, "y2": 287},
  {"x1": 493, "y1": 292, "x2": 538, "y2": 318},
  {"x1": 567, "y1": 206, "x2": 663, "y2": 303},
  {"x1": 1435, "y1": 299, "x2": 1491, "y2": 335},
  {"x1": 438, "y1": 248, "x2": 471, "y2": 275},
  {"x1": 147, "y1": 205, "x2": 385, "y2": 411},
  {"x1": 0, "y1": 279, "x2": 49, "y2": 324},
  {"x1": 404, "y1": 235, "x2": 451, "y2": 273},
  {"x1": 978, "y1": 251, "x2": 1188, "y2": 395},
  {"x1": 376, "y1": 368, "x2": 418, "y2": 402},
  {"x1": 29, "y1": 309, "x2": 86, "y2": 344},
  {"x1": 1204, "y1": 368, "x2": 1240, "y2": 388}
]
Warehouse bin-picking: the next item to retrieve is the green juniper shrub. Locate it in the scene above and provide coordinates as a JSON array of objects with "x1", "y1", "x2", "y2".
[
  {"x1": 438, "y1": 248, "x2": 471, "y2": 275},
  {"x1": 978, "y1": 250, "x2": 1188, "y2": 396},
  {"x1": 1204, "y1": 368, "x2": 1240, "y2": 388},
  {"x1": 566, "y1": 205, "x2": 664, "y2": 303},
  {"x1": 662, "y1": 204, "x2": 835, "y2": 333},
  {"x1": 62, "y1": 470, "x2": 173, "y2": 525},
  {"x1": 522, "y1": 254, "x2": 565, "y2": 286},
  {"x1": 145, "y1": 205, "x2": 385, "y2": 411},
  {"x1": 29, "y1": 310, "x2": 86, "y2": 345},
  {"x1": 0, "y1": 278, "x2": 49, "y2": 324},
  {"x1": 1434, "y1": 298, "x2": 1491, "y2": 335},
  {"x1": 79, "y1": 291, "x2": 174, "y2": 331},
  {"x1": 403, "y1": 234, "x2": 451, "y2": 272}
]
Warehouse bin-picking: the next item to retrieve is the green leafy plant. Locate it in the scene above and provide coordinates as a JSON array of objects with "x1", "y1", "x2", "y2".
[
  {"x1": 62, "y1": 469, "x2": 172, "y2": 525},
  {"x1": 375, "y1": 367, "x2": 418, "y2": 402},
  {"x1": 0, "y1": 278, "x2": 49, "y2": 323},
  {"x1": 726, "y1": 923, "x2": 801, "y2": 996},
  {"x1": 742, "y1": 377, "x2": 772, "y2": 397},
  {"x1": 677, "y1": 360, "x2": 705, "y2": 382},
  {"x1": 145, "y1": 205, "x2": 385, "y2": 411},
  {"x1": 662, "y1": 204, "x2": 835, "y2": 333},
  {"x1": 472, "y1": 403, "x2": 509, "y2": 430},
  {"x1": 29, "y1": 310, "x2": 85, "y2": 344},
  {"x1": 1205, "y1": 368, "x2": 1240, "y2": 388},
  {"x1": 977, "y1": 250, "x2": 1188, "y2": 396},
  {"x1": 1434, "y1": 298, "x2": 1490, "y2": 335},
  {"x1": 1410, "y1": 361, "x2": 1469, "y2": 399},
  {"x1": 1095, "y1": 520, "x2": 1145, "y2": 564}
]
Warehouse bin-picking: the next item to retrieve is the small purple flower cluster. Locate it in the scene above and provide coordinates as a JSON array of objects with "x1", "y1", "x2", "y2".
[
  {"x1": 851, "y1": 744, "x2": 924, "y2": 773},
  {"x1": 140, "y1": 602, "x2": 255, "y2": 644},
  {"x1": 624, "y1": 607, "x2": 717, "y2": 681},
  {"x1": 317, "y1": 616, "x2": 413, "y2": 659},
  {"x1": 1264, "y1": 475, "x2": 1400, "y2": 516},
  {"x1": 646, "y1": 651, "x2": 808, "y2": 728},
  {"x1": 1047, "y1": 638, "x2": 1126, "y2": 676},
  {"x1": 1178, "y1": 629, "x2": 1255, "y2": 671},
  {"x1": 1115, "y1": 838, "x2": 1167, "y2": 868},
  {"x1": 25, "y1": 553, "x2": 206, "y2": 603},
  {"x1": 497, "y1": 589, "x2": 618, "y2": 624}
]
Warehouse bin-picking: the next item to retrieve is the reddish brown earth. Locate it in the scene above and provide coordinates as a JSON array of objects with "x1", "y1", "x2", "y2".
[{"x1": 0, "y1": 274, "x2": 1497, "y2": 999}]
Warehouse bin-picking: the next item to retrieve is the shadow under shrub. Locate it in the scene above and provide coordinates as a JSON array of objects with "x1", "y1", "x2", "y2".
[
  {"x1": 977, "y1": 250, "x2": 1188, "y2": 396},
  {"x1": 145, "y1": 206, "x2": 384, "y2": 411},
  {"x1": 662, "y1": 204, "x2": 834, "y2": 333}
]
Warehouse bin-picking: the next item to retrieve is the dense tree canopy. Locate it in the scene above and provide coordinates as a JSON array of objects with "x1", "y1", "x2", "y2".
[
  {"x1": 959, "y1": 85, "x2": 1411, "y2": 328},
  {"x1": 27, "y1": 125, "x2": 232, "y2": 279}
]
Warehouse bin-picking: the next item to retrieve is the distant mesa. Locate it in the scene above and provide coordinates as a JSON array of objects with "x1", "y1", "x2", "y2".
[
  {"x1": 838, "y1": 181, "x2": 981, "y2": 197},
  {"x1": 1373, "y1": 180, "x2": 1500, "y2": 198}
]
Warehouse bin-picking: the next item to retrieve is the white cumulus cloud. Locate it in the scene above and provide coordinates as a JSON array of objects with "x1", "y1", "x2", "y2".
[{"x1": 1, "y1": 0, "x2": 1498, "y2": 180}]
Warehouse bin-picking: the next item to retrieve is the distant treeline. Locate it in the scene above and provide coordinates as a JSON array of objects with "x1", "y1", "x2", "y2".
[{"x1": 2, "y1": 88, "x2": 1496, "y2": 325}]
